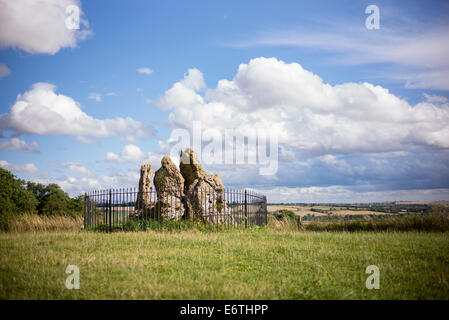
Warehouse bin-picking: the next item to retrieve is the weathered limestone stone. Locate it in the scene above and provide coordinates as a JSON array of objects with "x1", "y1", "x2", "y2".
[
  {"x1": 134, "y1": 164, "x2": 153, "y2": 217},
  {"x1": 180, "y1": 148, "x2": 233, "y2": 224},
  {"x1": 179, "y1": 148, "x2": 205, "y2": 187},
  {"x1": 153, "y1": 156, "x2": 185, "y2": 220}
]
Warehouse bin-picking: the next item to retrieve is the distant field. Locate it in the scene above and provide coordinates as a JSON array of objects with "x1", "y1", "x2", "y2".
[
  {"x1": 396, "y1": 201, "x2": 449, "y2": 207},
  {"x1": 267, "y1": 205, "x2": 394, "y2": 216},
  {"x1": 268, "y1": 205, "x2": 320, "y2": 216},
  {"x1": 268, "y1": 205, "x2": 326, "y2": 216},
  {"x1": 0, "y1": 230, "x2": 448, "y2": 299},
  {"x1": 330, "y1": 210, "x2": 393, "y2": 216}
]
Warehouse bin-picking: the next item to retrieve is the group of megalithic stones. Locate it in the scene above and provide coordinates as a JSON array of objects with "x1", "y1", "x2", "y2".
[{"x1": 134, "y1": 148, "x2": 234, "y2": 225}]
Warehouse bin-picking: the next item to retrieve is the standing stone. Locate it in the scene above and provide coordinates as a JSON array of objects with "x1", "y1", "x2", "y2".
[
  {"x1": 153, "y1": 156, "x2": 185, "y2": 220},
  {"x1": 134, "y1": 164, "x2": 153, "y2": 217},
  {"x1": 180, "y1": 148, "x2": 233, "y2": 225},
  {"x1": 179, "y1": 147, "x2": 206, "y2": 187}
]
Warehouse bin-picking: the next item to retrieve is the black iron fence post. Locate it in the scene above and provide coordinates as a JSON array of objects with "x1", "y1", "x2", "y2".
[
  {"x1": 83, "y1": 192, "x2": 87, "y2": 230},
  {"x1": 109, "y1": 189, "x2": 112, "y2": 232},
  {"x1": 244, "y1": 189, "x2": 248, "y2": 229},
  {"x1": 264, "y1": 195, "x2": 268, "y2": 226}
]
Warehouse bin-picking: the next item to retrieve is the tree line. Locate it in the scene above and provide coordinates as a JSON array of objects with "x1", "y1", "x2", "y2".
[{"x1": 0, "y1": 168, "x2": 84, "y2": 221}]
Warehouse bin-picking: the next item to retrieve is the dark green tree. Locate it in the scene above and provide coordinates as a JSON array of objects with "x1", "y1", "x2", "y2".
[
  {"x1": 68, "y1": 194, "x2": 85, "y2": 214},
  {"x1": 26, "y1": 181, "x2": 47, "y2": 202},
  {"x1": 38, "y1": 184, "x2": 71, "y2": 216},
  {"x1": 0, "y1": 168, "x2": 38, "y2": 214},
  {"x1": 1, "y1": 168, "x2": 84, "y2": 226},
  {"x1": 0, "y1": 168, "x2": 38, "y2": 231}
]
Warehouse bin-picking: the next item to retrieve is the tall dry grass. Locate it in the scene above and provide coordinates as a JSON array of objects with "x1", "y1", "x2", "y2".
[
  {"x1": 305, "y1": 213, "x2": 449, "y2": 232},
  {"x1": 267, "y1": 214, "x2": 303, "y2": 231},
  {"x1": 6, "y1": 213, "x2": 83, "y2": 232}
]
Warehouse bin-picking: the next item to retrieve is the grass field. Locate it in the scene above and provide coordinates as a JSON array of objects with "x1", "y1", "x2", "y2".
[{"x1": 1, "y1": 229, "x2": 448, "y2": 299}]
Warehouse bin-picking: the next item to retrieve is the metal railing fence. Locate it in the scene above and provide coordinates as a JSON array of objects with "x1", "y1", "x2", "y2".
[{"x1": 84, "y1": 187, "x2": 267, "y2": 231}]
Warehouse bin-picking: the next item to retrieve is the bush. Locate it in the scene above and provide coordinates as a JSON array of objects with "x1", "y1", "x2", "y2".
[
  {"x1": 268, "y1": 210, "x2": 302, "y2": 231},
  {"x1": 0, "y1": 211, "x2": 13, "y2": 232},
  {"x1": 274, "y1": 209, "x2": 298, "y2": 220}
]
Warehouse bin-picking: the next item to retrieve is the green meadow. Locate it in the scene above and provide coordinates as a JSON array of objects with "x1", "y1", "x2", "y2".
[{"x1": 0, "y1": 229, "x2": 448, "y2": 299}]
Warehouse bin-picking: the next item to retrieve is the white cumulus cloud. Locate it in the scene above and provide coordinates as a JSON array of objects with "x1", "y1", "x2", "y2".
[
  {"x1": 0, "y1": 137, "x2": 38, "y2": 153},
  {"x1": 0, "y1": 0, "x2": 92, "y2": 55},
  {"x1": 0, "y1": 160, "x2": 38, "y2": 175},
  {"x1": 155, "y1": 68, "x2": 206, "y2": 110},
  {"x1": 0, "y1": 82, "x2": 151, "y2": 141},
  {"x1": 158, "y1": 57, "x2": 449, "y2": 158},
  {"x1": 105, "y1": 144, "x2": 161, "y2": 164},
  {"x1": 62, "y1": 162, "x2": 91, "y2": 175}
]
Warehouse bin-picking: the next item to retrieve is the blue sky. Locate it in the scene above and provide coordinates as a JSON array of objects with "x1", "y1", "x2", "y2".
[{"x1": 1, "y1": 0, "x2": 449, "y2": 202}]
